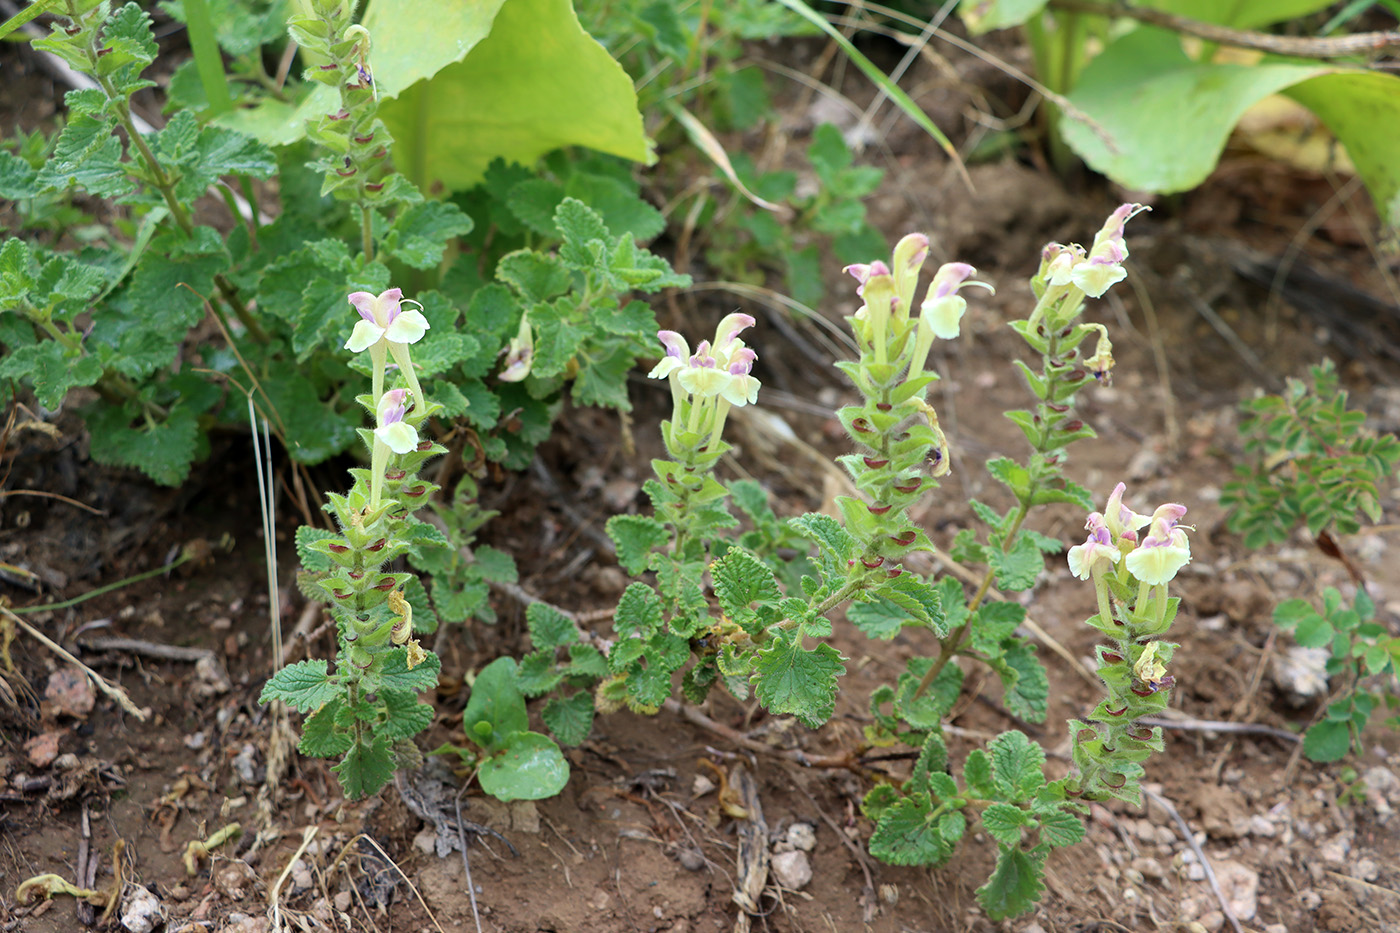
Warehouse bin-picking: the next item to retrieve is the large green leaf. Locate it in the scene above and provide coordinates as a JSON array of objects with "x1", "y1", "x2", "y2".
[
  {"x1": 1065, "y1": 30, "x2": 1400, "y2": 227},
  {"x1": 1062, "y1": 28, "x2": 1325, "y2": 194},
  {"x1": 379, "y1": 0, "x2": 650, "y2": 192},
  {"x1": 1137, "y1": 0, "x2": 1334, "y2": 29},
  {"x1": 1283, "y1": 72, "x2": 1400, "y2": 230},
  {"x1": 478, "y1": 730, "x2": 570, "y2": 800},
  {"x1": 220, "y1": 0, "x2": 650, "y2": 191}
]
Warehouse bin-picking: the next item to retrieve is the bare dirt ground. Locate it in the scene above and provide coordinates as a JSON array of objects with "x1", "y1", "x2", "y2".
[{"x1": 4, "y1": 31, "x2": 1400, "y2": 933}]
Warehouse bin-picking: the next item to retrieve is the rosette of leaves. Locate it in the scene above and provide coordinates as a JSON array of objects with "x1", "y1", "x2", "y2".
[
  {"x1": 862, "y1": 731, "x2": 1085, "y2": 919},
  {"x1": 434, "y1": 657, "x2": 569, "y2": 801}
]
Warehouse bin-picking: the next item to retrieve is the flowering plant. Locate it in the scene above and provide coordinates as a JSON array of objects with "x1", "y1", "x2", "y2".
[{"x1": 1065, "y1": 483, "x2": 1191, "y2": 803}]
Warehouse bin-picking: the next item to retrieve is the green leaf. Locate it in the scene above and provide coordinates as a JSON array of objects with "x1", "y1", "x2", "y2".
[
  {"x1": 0, "y1": 150, "x2": 39, "y2": 199},
  {"x1": 527, "y1": 602, "x2": 579, "y2": 651},
  {"x1": 299, "y1": 698, "x2": 353, "y2": 757},
  {"x1": 85, "y1": 402, "x2": 200, "y2": 486},
  {"x1": 989, "y1": 731, "x2": 1046, "y2": 799},
  {"x1": 260, "y1": 369, "x2": 359, "y2": 464},
  {"x1": 1285, "y1": 72, "x2": 1400, "y2": 230},
  {"x1": 896, "y1": 658, "x2": 962, "y2": 729},
  {"x1": 1302, "y1": 719, "x2": 1352, "y2": 763},
  {"x1": 260, "y1": 659, "x2": 339, "y2": 712},
  {"x1": 380, "y1": 690, "x2": 435, "y2": 740},
  {"x1": 711, "y1": 547, "x2": 782, "y2": 627},
  {"x1": 1061, "y1": 29, "x2": 1326, "y2": 196},
  {"x1": 378, "y1": 649, "x2": 443, "y2": 695},
  {"x1": 567, "y1": 644, "x2": 609, "y2": 679},
  {"x1": 0, "y1": 341, "x2": 102, "y2": 410},
  {"x1": 869, "y1": 793, "x2": 949, "y2": 866},
  {"x1": 981, "y1": 803, "x2": 1029, "y2": 847},
  {"x1": 977, "y1": 846, "x2": 1045, "y2": 920},
  {"x1": 295, "y1": 526, "x2": 338, "y2": 573},
  {"x1": 1000, "y1": 640, "x2": 1050, "y2": 723},
  {"x1": 990, "y1": 535, "x2": 1043, "y2": 592},
  {"x1": 463, "y1": 656, "x2": 528, "y2": 749},
  {"x1": 606, "y1": 514, "x2": 669, "y2": 575},
  {"x1": 958, "y1": 0, "x2": 1049, "y2": 36},
  {"x1": 333, "y1": 733, "x2": 396, "y2": 798},
  {"x1": 378, "y1": 0, "x2": 650, "y2": 192},
  {"x1": 788, "y1": 512, "x2": 853, "y2": 563},
  {"x1": 542, "y1": 692, "x2": 595, "y2": 746},
  {"x1": 478, "y1": 730, "x2": 570, "y2": 801},
  {"x1": 516, "y1": 650, "x2": 564, "y2": 697},
  {"x1": 497, "y1": 249, "x2": 572, "y2": 302},
  {"x1": 1036, "y1": 806, "x2": 1086, "y2": 848},
  {"x1": 382, "y1": 200, "x2": 474, "y2": 269},
  {"x1": 848, "y1": 596, "x2": 912, "y2": 640},
  {"x1": 875, "y1": 574, "x2": 944, "y2": 634},
  {"x1": 986, "y1": 456, "x2": 1031, "y2": 499},
  {"x1": 36, "y1": 111, "x2": 133, "y2": 198},
  {"x1": 613, "y1": 582, "x2": 664, "y2": 639},
  {"x1": 753, "y1": 636, "x2": 844, "y2": 728},
  {"x1": 1293, "y1": 612, "x2": 1335, "y2": 649}
]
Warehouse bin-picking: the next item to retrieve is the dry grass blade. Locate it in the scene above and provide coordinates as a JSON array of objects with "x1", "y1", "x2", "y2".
[
  {"x1": 1, "y1": 606, "x2": 147, "y2": 721},
  {"x1": 729, "y1": 764, "x2": 770, "y2": 933},
  {"x1": 667, "y1": 102, "x2": 784, "y2": 213}
]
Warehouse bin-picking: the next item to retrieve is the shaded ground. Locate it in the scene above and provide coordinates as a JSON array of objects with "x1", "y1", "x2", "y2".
[{"x1": 5, "y1": 28, "x2": 1400, "y2": 933}]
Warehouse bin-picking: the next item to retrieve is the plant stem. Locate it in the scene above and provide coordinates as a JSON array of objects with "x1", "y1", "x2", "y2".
[{"x1": 910, "y1": 501, "x2": 1030, "y2": 701}]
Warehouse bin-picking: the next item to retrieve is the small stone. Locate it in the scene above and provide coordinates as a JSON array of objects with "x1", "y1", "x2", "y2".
[
  {"x1": 675, "y1": 847, "x2": 704, "y2": 871},
  {"x1": 44, "y1": 667, "x2": 95, "y2": 718},
  {"x1": 692, "y1": 774, "x2": 716, "y2": 797},
  {"x1": 1198, "y1": 910, "x2": 1225, "y2": 933},
  {"x1": 1272, "y1": 646, "x2": 1330, "y2": 705},
  {"x1": 333, "y1": 891, "x2": 352, "y2": 912},
  {"x1": 290, "y1": 858, "x2": 313, "y2": 892},
  {"x1": 1212, "y1": 860, "x2": 1259, "y2": 921},
  {"x1": 1131, "y1": 857, "x2": 1166, "y2": 881},
  {"x1": 412, "y1": 827, "x2": 437, "y2": 855},
  {"x1": 510, "y1": 800, "x2": 540, "y2": 834},
  {"x1": 1022, "y1": 924, "x2": 1048, "y2": 933},
  {"x1": 169, "y1": 884, "x2": 189, "y2": 900},
  {"x1": 1361, "y1": 766, "x2": 1399, "y2": 821},
  {"x1": 1264, "y1": 925, "x2": 1288, "y2": 933},
  {"x1": 1320, "y1": 833, "x2": 1352, "y2": 864},
  {"x1": 590, "y1": 890, "x2": 611, "y2": 911},
  {"x1": 786, "y1": 822, "x2": 816, "y2": 852},
  {"x1": 232, "y1": 744, "x2": 260, "y2": 785},
  {"x1": 215, "y1": 861, "x2": 259, "y2": 901},
  {"x1": 23, "y1": 732, "x2": 61, "y2": 768},
  {"x1": 652, "y1": 906, "x2": 664, "y2": 919},
  {"x1": 770, "y1": 850, "x2": 812, "y2": 890},
  {"x1": 1350, "y1": 858, "x2": 1380, "y2": 882},
  {"x1": 1299, "y1": 888, "x2": 1322, "y2": 910},
  {"x1": 1187, "y1": 863, "x2": 1206, "y2": 881},
  {"x1": 120, "y1": 885, "x2": 164, "y2": 933},
  {"x1": 185, "y1": 731, "x2": 207, "y2": 750},
  {"x1": 1248, "y1": 815, "x2": 1277, "y2": 837}
]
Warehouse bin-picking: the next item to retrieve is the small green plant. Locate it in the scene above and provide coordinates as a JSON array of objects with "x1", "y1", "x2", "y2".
[
  {"x1": 1221, "y1": 359, "x2": 1398, "y2": 549},
  {"x1": 705, "y1": 123, "x2": 887, "y2": 309},
  {"x1": 1273, "y1": 587, "x2": 1400, "y2": 762},
  {"x1": 1221, "y1": 359, "x2": 1400, "y2": 761}
]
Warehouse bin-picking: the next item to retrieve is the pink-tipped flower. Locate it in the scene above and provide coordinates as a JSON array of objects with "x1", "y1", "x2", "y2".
[
  {"x1": 844, "y1": 260, "x2": 890, "y2": 298},
  {"x1": 374, "y1": 389, "x2": 418, "y2": 454},
  {"x1": 1071, "y1": 256, "x2": 1127, "y2": 299},
  {"x1": 648, "y1": 330, "x2": 689, "y2": 380},
  {"x1": 1125, "y1": 506, "x2": 1192, "y2": 585},
  {"x1": 891, "y1": 233, "x2": 929, "y2": 313},
  {"x1": 919, "y1": 263, "x2": 992, "y2": 340},
  {"x1": 713, "y1": 312, "x2": 755, "y2": 351},
  {"x1": 1068, "y1": 522, "x2": 1122, "y2": 580},
  {"x1": 1103, "y1": 483, "x2": 1151, "y2": 540},
  {"x1": 345, "y1": 288, "x2": 430, "y2": 353}
]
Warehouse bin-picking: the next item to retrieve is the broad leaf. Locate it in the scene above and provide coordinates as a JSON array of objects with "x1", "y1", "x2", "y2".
[
  {"x1": 753, "y1": 636, "x2": 844, "y2": 728},
  {"x1": 478, "y1": 731, "x2": 570, "y2": 801},
  {"x1": 261, "y1": 659, "x2": 339, "y2": 712}
]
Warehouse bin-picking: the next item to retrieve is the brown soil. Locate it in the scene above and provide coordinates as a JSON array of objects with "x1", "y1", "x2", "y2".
[{"x1": 4, "y1": 29, "x2": 1400, "y2": 933}]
